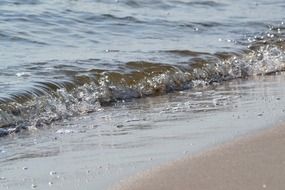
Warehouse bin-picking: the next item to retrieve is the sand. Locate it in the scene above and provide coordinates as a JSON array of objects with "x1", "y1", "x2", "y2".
[{"x1": 114, "y1": 125, "x2": 285, "y2": 190}]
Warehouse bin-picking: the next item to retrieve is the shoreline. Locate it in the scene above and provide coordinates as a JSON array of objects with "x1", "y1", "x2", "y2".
[
  {"x1": 113, "y1": 124, "x2": 285, "y2": 190},
  {"x1": 2, "y1": 74, "x2": 285, "y2": 190}
]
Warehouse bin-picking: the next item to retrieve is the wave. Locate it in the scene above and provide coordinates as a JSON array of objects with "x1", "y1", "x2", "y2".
[{"x1": 0, "y1": 30, "x2": 284, "y2": 135}]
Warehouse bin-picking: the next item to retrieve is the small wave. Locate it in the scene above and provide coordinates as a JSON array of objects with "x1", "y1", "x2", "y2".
[
  {"x1": 164, "y1": 50, "x2": 211, "y2": 56},
  {"x1": 101, "y1": 14, "x2": 144, "y2": 24},
  {"x1": 0, "y1": 31, "x2": 48, "y2": 45},
  {"x1": 122, "y1": 0, "x2": 173, "y2": 9},
  {"x1": 0, "y1": 29, "x2": 285, "y2": 135},
  {"x1": 0, "y1": 0, "x2": 40, "y2": 6},
  {"x1": 171, "y1": 0, "x2": 227, "y2": 8}
]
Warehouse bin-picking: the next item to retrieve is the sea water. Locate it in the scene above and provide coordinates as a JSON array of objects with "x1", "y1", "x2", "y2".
[{"x1": 0, "y1": 0, "x2": 285, "y2": 189}]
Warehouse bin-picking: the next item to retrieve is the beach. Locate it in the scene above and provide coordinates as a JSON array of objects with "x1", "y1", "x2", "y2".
[
  {"x1": 1, "y1": 0, "x2": 285, "y2": 189},
  {"x1": 114, "y1": 124, "x2": 285, "y2": 190},
  {"x1": 1, "y1": 74, "x2": 285, "y2": 190}
]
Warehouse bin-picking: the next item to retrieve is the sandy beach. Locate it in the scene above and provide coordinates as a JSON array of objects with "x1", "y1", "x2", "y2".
[{"x1": 114, "y1": 124, "x2": 285, "y2": 190}]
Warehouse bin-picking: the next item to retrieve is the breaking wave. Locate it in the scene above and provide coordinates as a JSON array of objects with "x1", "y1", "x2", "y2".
[{"x1": 0, "y1": 29, "x2": 284, "y2": 135}]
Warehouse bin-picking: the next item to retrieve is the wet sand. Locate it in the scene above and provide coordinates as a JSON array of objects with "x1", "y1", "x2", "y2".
[
  {"x1": 2, "y1": 75, "x2": 285, "y2": 190},
  {"x1": 114, "y1": 124, "x2": 285, "y2": 190}
]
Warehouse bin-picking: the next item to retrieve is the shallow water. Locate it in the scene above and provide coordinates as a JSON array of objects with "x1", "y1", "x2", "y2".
[
  {"x1": 1, "y1": 74, "x2": 285, "y2": 190},
  {"x1": 0, "y1": 0, "x2": 285, "y2": 130},
  {"x1": 0, "y1": 0, "x2": 285, "y2": 189}
]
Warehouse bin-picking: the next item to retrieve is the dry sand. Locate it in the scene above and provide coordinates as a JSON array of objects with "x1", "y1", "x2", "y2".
[{"x1": 114, "y1": 125, "x2": 285, "y2": 190}]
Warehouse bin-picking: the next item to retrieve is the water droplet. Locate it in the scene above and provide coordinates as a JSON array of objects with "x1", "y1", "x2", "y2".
[
  {"x1": 31, "y1": 184, "x2": 37, "y2": 189},
  {"x1": 56, "y1": 129, "x2": 75, "y2": 134},
  {"x1": 262, "y1": 184, "x2": 267, "y2": 188},
  {"x1": 16, "y1": 72, "x2": 31, "y2": 77},
  {"x1": 49, "y1": 171, "x2": 57, "y2": 176},
  {"x1": 23, "y1": 167, "x2": 28, "y2": 170},
  {"x1": 116, "y1": 124, "x2": 124, "y2": 128},
  {"x1": 0, "y1": 149, "x2": 5, "y2": 154},
  {"x1": 48, "y1": 182, "x2": 53, "y2": 186}
]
